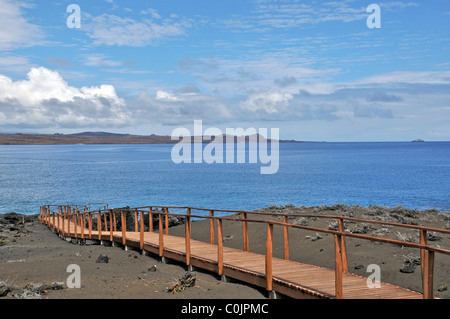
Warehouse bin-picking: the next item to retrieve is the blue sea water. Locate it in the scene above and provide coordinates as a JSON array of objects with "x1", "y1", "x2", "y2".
[{"x1": 0, "y1": 142, "x2": 449, "y2": 215}]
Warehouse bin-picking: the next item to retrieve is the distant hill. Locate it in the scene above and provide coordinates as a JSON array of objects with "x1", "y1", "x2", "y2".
[
  {"x1": 0, "y1": 132, "x2": 308, "y2": 145},
  {"x1": 66, "y1": 132, "x2": 130, "y2": 138}
]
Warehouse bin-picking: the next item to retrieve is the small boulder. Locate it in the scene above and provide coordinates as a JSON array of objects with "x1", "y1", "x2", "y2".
[
  {"x1": 0, "y1": 281, "x2": 11, "y2": 297},
  {"x1": 96, "y1": 255, "x2": 109, "y2": 263}
]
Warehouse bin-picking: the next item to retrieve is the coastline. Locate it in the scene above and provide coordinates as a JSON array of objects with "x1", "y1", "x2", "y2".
[{"x1": 1, "y1": 204, "x2": 449, "y2": 299}]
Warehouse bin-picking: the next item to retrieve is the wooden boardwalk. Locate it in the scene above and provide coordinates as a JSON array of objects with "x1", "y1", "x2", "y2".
[{"x1": 44, "y1": 214, "x2": 425, "y2": 299}]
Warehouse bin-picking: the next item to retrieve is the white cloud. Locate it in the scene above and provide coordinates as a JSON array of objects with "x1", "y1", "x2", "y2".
[
  {"x1": 0, "y1": 54, "x2": 33, "y2": 74},
  {"x1": 179, "y1": 54, "x2": 338, "y2": 96},
  {"x1": 220, "y1": 0, "x2": 370, "y2": 31},
  {"x1": 0, "y1": 0, "x2": 45, "y2": 50},
  {"x1": 357, "y1": 71, "x2": 450, "y2": 86},
  {"x1": 156, "y1": 90, "x2": 180, "y2": 101},
  {"x1": 131, "y1": 89, "x2": 233, "y2": 125},
  {"x1": 240, "y1": 91, "x2": 293, "y2": 114},
  {"x1": 379, "y1": 2, "x2": 419, "y2": 11},
  {"x1": 0, "y1": 67, "x2": 130, "y2": 128},
  {"x1": 83, "y1": 54, "x2": 122, "y2": 67},
  {"x1": 141, "y1": 8, "x2": 162, "y2": 19},
  {"x1": 84, "y1": 13, "x2": 189, "y2": 46}
]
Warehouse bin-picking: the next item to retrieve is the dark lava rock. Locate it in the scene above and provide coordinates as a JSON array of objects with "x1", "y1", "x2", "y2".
[
  {"x1": 399, "y1": 262, "x2": 416, "y2": 273},
  {"x1": 0, "y1": 282, "x2": 11, "y2": 297},
  {"x1": 96, "y1": 255, "x2": 109, "y2": 263}
]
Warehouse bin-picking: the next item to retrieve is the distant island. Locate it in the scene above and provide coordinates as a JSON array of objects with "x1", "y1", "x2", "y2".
[
  {"x1": 412, "y1": 139, "x2": 425, "y2": 142},
  {"x1": 0, "y1": 132, "x2": 311, "y2": 145}
]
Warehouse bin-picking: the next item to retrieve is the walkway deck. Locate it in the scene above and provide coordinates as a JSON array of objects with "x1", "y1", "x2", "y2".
[{"x1": 46, "y1": 216, "x2": 423, "y2": 299}]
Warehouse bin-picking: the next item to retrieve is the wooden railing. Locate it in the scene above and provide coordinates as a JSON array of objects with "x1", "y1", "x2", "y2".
[{"x1": 39, "y1": 204, "x2": 450, "y2": 299}]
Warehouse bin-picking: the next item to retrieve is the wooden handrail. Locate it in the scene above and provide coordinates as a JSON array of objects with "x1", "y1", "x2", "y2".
[{"x1": 129, "y1": 205, "x2": 450, "y2": 236}]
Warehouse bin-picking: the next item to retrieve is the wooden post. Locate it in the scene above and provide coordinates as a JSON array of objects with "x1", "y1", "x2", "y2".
[
  {"x1": 97, "y1": 211, "x2": 102, "y2": 240},
  {"x1": 149, "y1": 207, "x2": 153, "y2": 232},
  {"x1": 109, "y1": 211, "x2": 113, "y2": 242},
  {"x1": 74, "y1": 210, "x2": 78, "y2": 238},
  {"x1": 62, "y1": 207, "x2": 66, "y2": 236},
  {"x1": 209, "y1": 210, "x2": 215, "y2": 245},
  {"x1": 88, "y1": 213, "x2": 92, "y2": 239},
  {"x1": 423, "y1": 250, "x2": 435, "y2": 299},
  {"x1": 242, "y1": 212, "x2": 249, "y2": 252},
  {"x1": 81, "y1": 212, "x2": 85, "y2": 239},
  {"x1": 420, "y1": 230, "x2": 427, "y2": 283},
  {"x1": 57, "y1": 210, "x2": 60, "y2": 234},
  {"x1": 420, "y1": 229, "x2": 434, "y2": 299},
  {"x1": 159, "y1": 213, "x2": 164, "y2": 257},
  {"x1": 134, "y1": 209, "x2": 138, "y2": 232},
  {"x1": 140, "y1": 211, "x2": 144, "y2": 250},
  {"x1": 121, "y1": 211, "x2": 126, "y2": 246},
  {"x1": 265, "y1": 223, "x2": 273, "y2": 292},
  {"x1": 283, "y1": 215, "x2": 289, "y2": 260},
  {"x1": 56, "y1": 207, "x2": 60, "y2": 233},
  {"x1": 113, "y1": 211, "x2": 117, "y2": 232},
  {"x1": 104, "y1": 211, "x2": 108, "y2": 232},
  {"x1": 217, "y1": 219, "x2": 223, "y2": 276},
  {"x1": 185, "y1": 208, "x2": 191, "y2": 266},
  {"x1": 164, "y1": 208, "x2": 169, "y2": 235},
  {"x1": 334, "y1": 234, "x2": 344, "y2": 299},
  {"x1": 66, "y1": 207, "x2": 71, "y2": 235},
  {"x1": 338, "y1": 218, "x2": 348, "y2": 273},
  {"x1": 58, "y1": 206, "x2": 62, "y2": 231}
]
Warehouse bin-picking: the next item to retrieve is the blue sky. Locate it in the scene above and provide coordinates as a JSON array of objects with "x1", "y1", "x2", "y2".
[{"x1": 0, "y1": 0, "x2": 449, "y2": 141}]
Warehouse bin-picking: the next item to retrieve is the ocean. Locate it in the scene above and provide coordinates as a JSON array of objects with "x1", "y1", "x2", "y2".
[{"x1": 0, "y1": 142, "x2": 449, "y2": 215}]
